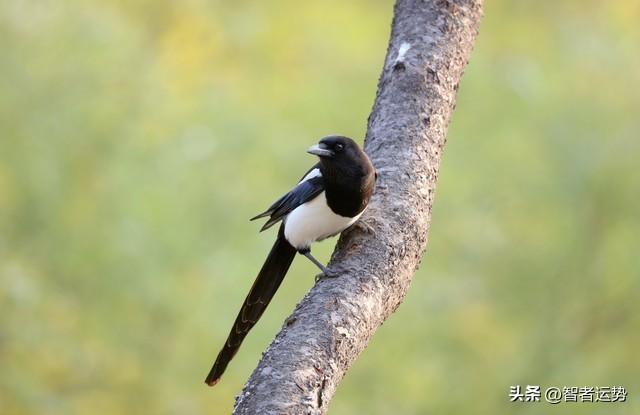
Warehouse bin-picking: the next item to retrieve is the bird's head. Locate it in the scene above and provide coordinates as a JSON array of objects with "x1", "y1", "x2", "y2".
[{"x1": 306, "y1": 135, "x2": 362, "y2": 163}]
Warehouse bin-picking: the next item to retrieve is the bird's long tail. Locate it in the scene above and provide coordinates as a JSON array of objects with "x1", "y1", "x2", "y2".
[{"x1": 205, "y1": 225, "x2": 296, "y2": 386}]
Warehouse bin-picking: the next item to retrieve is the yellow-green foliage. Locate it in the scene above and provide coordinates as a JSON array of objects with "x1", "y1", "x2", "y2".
[{"x1": 1, "y1": 0, "x2": 638, "y2": 414}]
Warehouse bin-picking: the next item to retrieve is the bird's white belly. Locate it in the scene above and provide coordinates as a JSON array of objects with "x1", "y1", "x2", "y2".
[{"x1": 284, "y1": 191, "x2": 362, "y2": 250}]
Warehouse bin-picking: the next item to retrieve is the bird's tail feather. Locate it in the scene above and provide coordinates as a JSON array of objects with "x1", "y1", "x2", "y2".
[{"x1": 205, "y1": 225, "x2": 296, "y2": 386}]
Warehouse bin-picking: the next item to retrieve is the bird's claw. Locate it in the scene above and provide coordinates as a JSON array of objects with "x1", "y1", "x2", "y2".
[
  {"x1": 353, "y1": 218, "x2": 377, "y2": 237},
  {"x1": 315, "y1": 270, "x2": 339, "y2": 282}
]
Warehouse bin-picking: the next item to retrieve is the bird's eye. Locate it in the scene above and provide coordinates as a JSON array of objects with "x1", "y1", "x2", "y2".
[{"x1": 335, "y1": 143, "x2": 344, "y2": 151}]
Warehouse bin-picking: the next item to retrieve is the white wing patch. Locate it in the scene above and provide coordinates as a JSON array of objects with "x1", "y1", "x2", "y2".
[{"x1": 299, "y1": 168, "x2": 321, "y2": 184}]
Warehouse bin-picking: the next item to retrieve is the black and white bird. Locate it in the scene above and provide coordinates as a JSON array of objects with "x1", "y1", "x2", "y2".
[{"x1": 205, "y1": 135, "x2": 376, "y2": 386}]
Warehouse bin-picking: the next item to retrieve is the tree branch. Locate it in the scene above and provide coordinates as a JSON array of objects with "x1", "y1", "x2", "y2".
[{"x1": 233, "y1": 0, "x2": 483, "y2": 413}]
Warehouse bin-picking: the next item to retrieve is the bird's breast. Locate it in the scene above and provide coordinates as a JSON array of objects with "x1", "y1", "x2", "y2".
[{"x1": 283, "y1": 191, "x2": 362, "y2": 250}]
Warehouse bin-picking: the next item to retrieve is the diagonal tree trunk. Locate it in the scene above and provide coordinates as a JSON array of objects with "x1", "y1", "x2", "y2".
[{"x1": 233, "y1": 0, "x2": 483, "y2": 413}]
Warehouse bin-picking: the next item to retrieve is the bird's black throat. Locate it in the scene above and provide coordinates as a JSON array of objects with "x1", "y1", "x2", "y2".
[{"x1": 319, "y1": 154, "x2": 375, "y2": 218}]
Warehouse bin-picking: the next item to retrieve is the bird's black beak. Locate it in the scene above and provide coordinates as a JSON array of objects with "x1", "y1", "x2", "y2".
[{"x1": 307, "y1": 143, "x2": 334, "y2": 158}]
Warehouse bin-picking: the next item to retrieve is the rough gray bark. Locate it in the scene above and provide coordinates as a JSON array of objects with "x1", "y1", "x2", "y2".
[{"x1": 233, "y1": 0, "x2": 483, "y2": 413}]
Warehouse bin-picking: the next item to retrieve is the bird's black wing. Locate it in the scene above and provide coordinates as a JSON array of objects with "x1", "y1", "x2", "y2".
[{"x1": 250, "y1": 172, "x2": 324, "y2": 232}]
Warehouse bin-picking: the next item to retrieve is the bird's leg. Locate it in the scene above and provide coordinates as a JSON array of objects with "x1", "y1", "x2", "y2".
[
  {"x1": 303, "y1": 251, "x2": 329, "y2": 274},
  {"x1": 299, "y1": 249, "x2": 339, "y2": 281}
]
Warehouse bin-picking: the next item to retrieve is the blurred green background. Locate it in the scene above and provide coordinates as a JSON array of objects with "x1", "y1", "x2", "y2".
[{"x1": 1, "y1": 0, "x2": 639, "y2": 413}]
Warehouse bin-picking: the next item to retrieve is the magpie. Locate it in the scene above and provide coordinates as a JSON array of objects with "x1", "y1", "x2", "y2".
[{"x1": 205, "y1": 135, "x2": 376, "y2": 386}]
